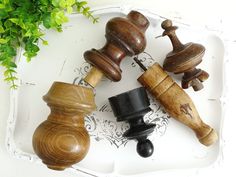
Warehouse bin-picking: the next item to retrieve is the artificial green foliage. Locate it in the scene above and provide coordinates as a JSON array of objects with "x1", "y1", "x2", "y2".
[{"x1": 0, "y1": 0, "x2": 98, "y2": 88}]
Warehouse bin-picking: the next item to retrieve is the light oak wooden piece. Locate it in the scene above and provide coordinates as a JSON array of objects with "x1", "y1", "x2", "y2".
[
  {"x1": 32, "y1": 82, "x2": 96, "y2": 170},
  {"x1": 138, "y1": 63, "x2": 218, "y2": 146},
  {"x1": 84, "y1": 67, "x2": 104, "y2": 87}
]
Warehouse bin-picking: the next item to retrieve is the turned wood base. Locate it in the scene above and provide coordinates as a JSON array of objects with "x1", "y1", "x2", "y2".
[{"x1": 32, "y1": 82, "x2": 96, "y2": 170}]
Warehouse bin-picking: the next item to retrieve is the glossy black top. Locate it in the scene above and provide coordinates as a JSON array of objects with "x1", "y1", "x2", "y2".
[{"x1": 109, "y1": 87, "x2": 150, "y2": 121}]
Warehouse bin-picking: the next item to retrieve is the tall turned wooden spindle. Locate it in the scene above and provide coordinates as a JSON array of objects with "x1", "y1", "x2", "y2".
[
  {"x1": 109, "y1": 87, "x2": 156, "y2": 157},
  {"x1": 84, "y1": 10, "x2": 150, "y2": 87},
  {"x1": 161, "y1": 19, "x2": 209, "y2": 91},
  {"x1": 32, "y1": 82, "x2": 96, "y2": 170},
  {"x1": 134, "y1": 59, "x2": 218, "y2": 146}
]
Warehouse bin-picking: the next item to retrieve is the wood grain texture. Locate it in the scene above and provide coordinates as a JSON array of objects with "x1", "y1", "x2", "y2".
[
  {"x1": 32, "y1": 82, "x2": 96, "y2": 170},
  {"x1": 138, "y1": 63, "x2": 218, "y2": 146},
  {"x1": 161, "y1": 19, "x2": 209, "y2": 91},
  {"x1": 84, "y1": 67, "x2": 104, "y2": 88},
  {"x1": 84, "y1": 11, "x2": 149, "y2": 87}
]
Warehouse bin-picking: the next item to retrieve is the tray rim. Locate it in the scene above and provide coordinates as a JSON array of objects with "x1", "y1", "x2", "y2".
[{"x1": 5, "y1": 4, "x2": 231, "y2": 177}]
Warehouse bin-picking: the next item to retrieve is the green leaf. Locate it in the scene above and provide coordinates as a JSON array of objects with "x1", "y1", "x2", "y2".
[
  {"x1": 0, "y1": 4, "x2": 5, "y2": 9},
  {"x1": 76, "y1": 1, "x2": 88, "y2": 7},
  {"x1": 0, "y1": 38, "x2": 9, "y2": 44},
  {"x1": 4, "y1": 69, "x2": 16, "y2": 77},
  {"x1": 2, "y1": 0, "x2": 10, "y2": 5},
  {"x1": 39, "y1": 0, "x2": 49, "y2": 6},
  {"x1": 67, "y1": 6, "x2": 73, "y2": 14},
  {"x1": 59, "y1": 0, "x2": 66, "y2": 8},
  {"x1": 0, "y1": 9, "x2": 8, "y2": 18},
  {"x1": 9, "y1": 18, "x2": 19, "y2": 24},
  {"x1": 4, "y1": 19, "x2": 12, "y2": 28},
  {"x1": 0, "y1": 0, "x2": 97, "y2": 88},
  {"x1": 4, "y1": 76, "x2": 18, "y2": 82},
  {"x1": 10, "y1": 84, "x2": 18, "y2": 89},
  {"x1": 42, "y1": 13, "x2": 51, "y2": 29},
  {"x1": 42, "y1": 40, "x2": 48, "y2": 45},
  {"x1": 8, "y1": 62, "x2": 17, "y2": 68},
  {"x1": 52, "y1": 0, "x2": 60, "y2": 7},
  {"x1": 52, "y1": 10, "x2": 68, "y2": 25},
  {"x1": 1, "y1": 45, "x2": 17, "y2": 56},
  {"x1": 0, "y1": 55, "x2": 5, "y2": 61}
]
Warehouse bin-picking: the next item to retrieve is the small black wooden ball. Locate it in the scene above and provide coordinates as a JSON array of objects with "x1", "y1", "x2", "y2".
[{"x1": 137, "y1": 139, "x2": 154, "y2": 158}]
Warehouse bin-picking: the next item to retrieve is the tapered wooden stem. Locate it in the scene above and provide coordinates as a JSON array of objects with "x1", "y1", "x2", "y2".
[
  {"x1": 32, "y1": 82, "x2": 96, "y2": 170},
  {"x1": 84, "y1": 67, "x2": 104, "y2": 88},
  {"x1": 137, "y1": 63, "x2": 218, "y2": 146},
  {"x1": 161, "y1": 20, "x2": 184, "y2": 51}
]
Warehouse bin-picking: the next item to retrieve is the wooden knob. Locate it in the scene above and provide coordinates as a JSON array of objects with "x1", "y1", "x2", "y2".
[
  {"x1": 109, "y1": 87, "x2": 156, "y2": 157},
  {"x1": 137, "y1": 63, "x2": 218, "y2": 146},
  {"x1": 84, "y1": 11, "x2": 150, "y2": 88},
  {"x1": 32, "y1": 82, "x2": 96, "y2": 170},
  {"x1": 161, "y1": 19, "x2": 173, "y2": 29},
  {"x1": 161, "y1": 19, "x2": 209, "y2": 91}
]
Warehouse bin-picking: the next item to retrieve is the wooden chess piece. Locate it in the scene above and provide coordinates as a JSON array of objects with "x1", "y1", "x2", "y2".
[
  {"x1": 84, "y1": 10, "x2": 150, "y2": 87},
  {"x1": 32, "y1": 82, "x2": 96, "y2": 170},
  {"x1": 161, "y1": 19, "x2": 209, "y2": 91},
  {"x1": 109, "y1": 87, "x2": 156, "y2": 157},
  {"x1": 134, "y1": 58, "x2": 217, "y2": 146}
]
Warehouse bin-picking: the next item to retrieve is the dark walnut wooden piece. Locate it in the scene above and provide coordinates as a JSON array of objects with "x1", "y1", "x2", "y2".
[
  {"x1": 84, "y1": 10, "x2": 150, "y2": 87},
  {"x1": 136, "y1": 62, "x2": 217, "y2": 146},
  {"x1": 32, "y1": 82, "x2": 96, "y2": 170},
  {"x1": 109, "y1": 87, "x2": 156, "y2": 158},
  {"x1": 161, "y1": 19, "x2": 209, "y2": 91}
]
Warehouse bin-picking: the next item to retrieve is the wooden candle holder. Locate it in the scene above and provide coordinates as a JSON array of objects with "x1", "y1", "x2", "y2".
[
  {"x1": 32, "y1": 82, "x2": 96, "y2": 170},
  {"x1": 109, "y1": 87, "x2": 156, "y2": 157},
  {"x1": 161, "y1": 19, "x2": 209, "y2": 91},
  {"x1": 84, "y1": 10, "x2": 150, "y2": 87},
  {"x1": 134, "y1": 60, "x2": 217, "y2": 146}
]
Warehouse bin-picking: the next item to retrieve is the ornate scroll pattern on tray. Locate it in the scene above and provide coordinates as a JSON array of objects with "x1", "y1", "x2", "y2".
[
  {"x1": 131, "y1": 52, "x2": 155, "y2": 69},
  {"x1": 85, "y1": 112, "x2": 130, "y2": 148},
  {"x1": 76, "y1": 52, "x2": 170, "y2": 148},
  {"x1": 145, "y1": 95, "x2": 171, "y2": 136},
  {"x1": 73, "y1": 62, "x2": 92, "y2": 86},
  {"x1": 84, "y1": 100, "x2": 170, "y2": 148}
]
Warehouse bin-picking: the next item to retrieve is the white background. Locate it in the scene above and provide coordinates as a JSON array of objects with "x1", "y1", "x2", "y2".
[{"x1": 1, "y1": 0, "x2": 236, "y2": 177}]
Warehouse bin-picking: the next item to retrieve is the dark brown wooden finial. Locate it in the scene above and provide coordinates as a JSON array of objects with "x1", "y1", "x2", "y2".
[
  {"x1": 84, "y1": 11, "x2": 150, "y2": 87},
  {"x1": 32, "y1": 82, "x2": 96, "y2": 170},
  {"x1": 161, "y1": 19, "x2": 209, "y2": 91}
]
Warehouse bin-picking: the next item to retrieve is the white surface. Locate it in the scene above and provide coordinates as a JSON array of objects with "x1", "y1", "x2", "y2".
[
  {"x1": 7, "y1": 8, "x2": 223, "y2": 176},
  {"x1": 1, "y1": 0, "x2": 236, "y2": 177}
]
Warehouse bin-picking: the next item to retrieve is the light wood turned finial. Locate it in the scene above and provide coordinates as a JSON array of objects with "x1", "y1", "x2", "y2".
[
  {"x1": 136, "y1": 62, "x2": 218, "y2": 146},
  {"x1": 161, "y1": 19, "x2": 209, "y2": 91},
  {"x1": 84, "y1": 10, "x2": 150, "y2": 88},
  {"x1": 32, "y1": 82, "x2": 96, "y2": 170}
]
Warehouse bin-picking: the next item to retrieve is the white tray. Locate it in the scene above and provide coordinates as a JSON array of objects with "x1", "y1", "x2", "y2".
[{"x1": 6, "y1": 6, "x2": 227, "y2": 177}]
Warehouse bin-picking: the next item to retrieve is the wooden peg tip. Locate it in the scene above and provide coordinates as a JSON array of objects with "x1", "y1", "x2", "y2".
[
  {"x1": 84, "y1": 67, "x2": 104, "y2": 88},
  {"x1": 198, "y1": 128, "x2": 218, "y2": 146}
]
